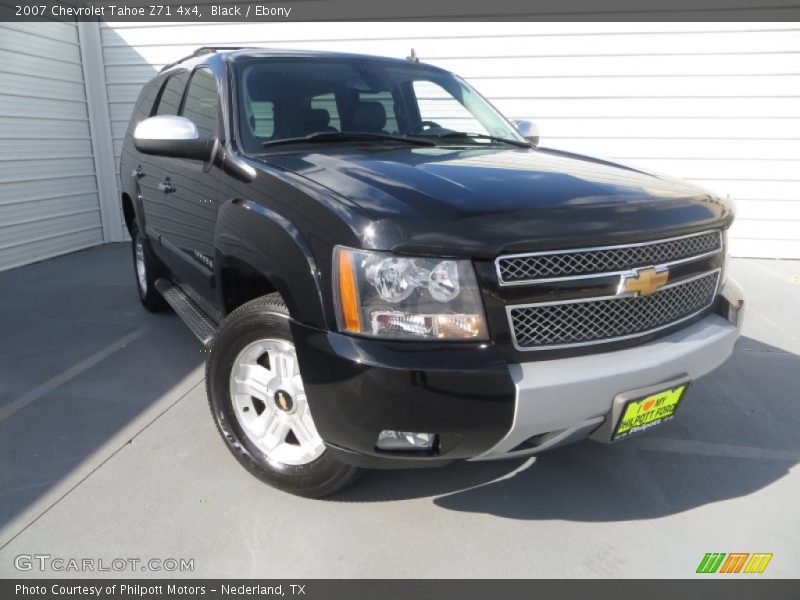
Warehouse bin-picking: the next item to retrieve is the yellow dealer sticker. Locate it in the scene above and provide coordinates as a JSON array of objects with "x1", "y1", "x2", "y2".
[{"x1": 613, "y1": 385, "x2": 687, "y2": 440}]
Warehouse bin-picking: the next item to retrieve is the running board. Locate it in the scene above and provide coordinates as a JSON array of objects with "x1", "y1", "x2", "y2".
[{"x1": 155, "y1": 278, "x2": 218, "y2": 347}]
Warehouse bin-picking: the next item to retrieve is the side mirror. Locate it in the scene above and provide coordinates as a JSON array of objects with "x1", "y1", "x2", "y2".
[
  {"x1": 134, "y1": 116, "x2": 215, "y2": 161},
  {"x1": 511, "y1": 119, "x2": 539, "y2": 146}
]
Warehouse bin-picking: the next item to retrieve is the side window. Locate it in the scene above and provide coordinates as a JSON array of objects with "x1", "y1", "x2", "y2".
[
  {"x1": 155, "y1": 71, "x2": 189, "y2": 116},
  {"x1": 413, "y1": 80, "x2": 486, "y2": 133},
  {"x1": 180, "y1": 68, "x2": 220, "y2": 138},
  {"x1": 359, "y1": 91, "x2": 397, "y2": 134},
  {"x1": 126, "y1": 76, "x2": 166, "y2": 137},
  {"x1": 310, "y1": 93, "x2": 340, "y2": 131}
]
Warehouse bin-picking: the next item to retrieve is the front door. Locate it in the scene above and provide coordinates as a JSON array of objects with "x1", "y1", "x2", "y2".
[
  {"x1": 156, "y1": 67, "x2": 222, "y2": 308},
  {"x1": 136, "y1": 70, "x2": 188, "y2": 260}
]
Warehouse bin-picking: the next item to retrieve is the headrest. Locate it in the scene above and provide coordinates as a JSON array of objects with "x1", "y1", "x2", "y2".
[
  {"x1": 352, "y1": 101, "x2": 386, "y2": 132},
  {"x1": 294, "y1": 108, "x2": 331, "y2": 135}
]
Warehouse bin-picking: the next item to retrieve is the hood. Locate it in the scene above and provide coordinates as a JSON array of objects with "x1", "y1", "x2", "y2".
[{"x1": 263, "y1": 146, "x2": 732, "y2": 257}]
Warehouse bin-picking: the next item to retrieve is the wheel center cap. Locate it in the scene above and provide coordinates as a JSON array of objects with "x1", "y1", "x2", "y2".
[{"x1": 274, "y1": 390, "x2": 294, "y2": 412}]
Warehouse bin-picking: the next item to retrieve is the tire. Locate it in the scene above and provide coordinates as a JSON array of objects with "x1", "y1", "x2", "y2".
[
  {"x1": 131, "y1": 223, "x2": 168, "y2": 313},
  {"x1": 206, "y1": 294, "x2": 361, "y2": 498}
]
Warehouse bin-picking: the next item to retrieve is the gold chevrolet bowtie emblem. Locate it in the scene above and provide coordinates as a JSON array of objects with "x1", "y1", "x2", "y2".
[{"x1": 620, "y1": 267, "x2": 669, "y2": 296}]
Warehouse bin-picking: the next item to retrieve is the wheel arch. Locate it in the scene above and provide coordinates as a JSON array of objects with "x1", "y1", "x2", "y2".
[{"x1": 215, "y1": 199, "x2": 328, "y2": 328}]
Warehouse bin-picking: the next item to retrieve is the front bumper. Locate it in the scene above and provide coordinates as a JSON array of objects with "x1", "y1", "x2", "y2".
[
  {"x1": 290, "y1": 323, "x2": 517, "y2": 468},
  {"x1": 473, "y1": 311, "x2": 740, "y2": 460},
  {"x1": 292, "y1": 280, "x2": 744, "y2": 468}
]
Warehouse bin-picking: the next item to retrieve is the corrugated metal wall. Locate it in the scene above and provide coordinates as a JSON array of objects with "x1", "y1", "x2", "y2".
[
  {"x1": 3, "y1": 21, "x2": 793, "y2": 266},
  {"x1": 99, "y1": 22, "x2": 800, "y2": 259},
  {"x1": 0, "y1": 22, "x2": 104, "y2": 271}
]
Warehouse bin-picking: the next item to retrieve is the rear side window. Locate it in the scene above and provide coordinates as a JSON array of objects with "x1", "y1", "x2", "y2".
[
  {"x1": 155, "y1": 71, "x2": 189, "y2": 116},
  {"x1": 310, "y1": 93, "x2": 341, "y2": 131},
  {"x1": 181, "y1": 68, "x2": 220, "y2": 138},
  {"x1": 251, "y1": 100, "x2": 275, "y2": 137}
]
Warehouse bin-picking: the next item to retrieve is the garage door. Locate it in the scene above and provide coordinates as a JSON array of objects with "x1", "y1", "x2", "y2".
[
  {"x1": 101, "y1": 22, "x2": 800, "y2": 258},
  {"x1": 0, "y1": 22, "x2": 104, "y2": 272}
]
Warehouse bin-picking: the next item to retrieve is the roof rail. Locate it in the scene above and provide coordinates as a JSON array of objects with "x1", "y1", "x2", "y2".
[{"x1": 159, "y1": 46, "x2": 248, "y2": 72}]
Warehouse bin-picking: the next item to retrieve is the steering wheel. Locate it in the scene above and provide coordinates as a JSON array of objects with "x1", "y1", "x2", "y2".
[{"x1": 407, "y1": 121, "x2": 441, "y2": 135}]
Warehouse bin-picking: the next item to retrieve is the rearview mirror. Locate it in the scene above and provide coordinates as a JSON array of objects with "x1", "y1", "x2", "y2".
[
  {"x1": 511, "y1": 119, "x2": 539, "y2": 146},
  {"x1": 134, "y1": 116, "x2": 215, "y2": 161}
]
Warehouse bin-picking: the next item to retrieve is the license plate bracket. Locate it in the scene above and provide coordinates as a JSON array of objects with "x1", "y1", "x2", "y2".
[
  {"x1": 590, "y1": 375, "x2": 692, "y2": 443},
  {"x1": 612, "y1": 383, "x2": 689, "y2": 441}
]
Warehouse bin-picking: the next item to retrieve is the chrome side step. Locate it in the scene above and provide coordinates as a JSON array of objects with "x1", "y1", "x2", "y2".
[{"x1": 155, "y1": 278, "x2": 218, "y2": 347}]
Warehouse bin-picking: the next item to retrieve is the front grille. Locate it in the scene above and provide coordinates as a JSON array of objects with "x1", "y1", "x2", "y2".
[
  {"x1": 508, "y1": 270, "x2": 720, "y2": 350},
  {"x1": 497, "y1": 230, "x2": 722, "y2": 284}
]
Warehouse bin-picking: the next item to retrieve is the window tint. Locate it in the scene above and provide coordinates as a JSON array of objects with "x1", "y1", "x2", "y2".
[
  {"x1": 126, "y1": 76, "x2": 166, "y2": 138},
  {"x1": 155, "y1": 71, "x2": 189, "y2": 116},
  {"x1": 181, "y1": 68, "x2": 219, "y2": 138},
  {"x1": 413, "y1": 80, "x2": 487, "y2": 134}
]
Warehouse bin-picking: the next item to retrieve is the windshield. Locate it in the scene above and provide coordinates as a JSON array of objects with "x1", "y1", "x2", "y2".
[{"x1": 234, "y1": 57, "x2": 525, "y2": 153}]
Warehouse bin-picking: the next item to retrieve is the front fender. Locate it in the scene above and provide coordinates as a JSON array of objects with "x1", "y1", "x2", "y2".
[{"x1": 215, "y1": 198, "x2": 327, "y2": 328}]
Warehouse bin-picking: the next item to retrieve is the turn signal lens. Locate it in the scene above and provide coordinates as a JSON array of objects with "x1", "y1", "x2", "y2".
[{"x1": 336, "y1": 248, "x2": 362, "y2": 333}]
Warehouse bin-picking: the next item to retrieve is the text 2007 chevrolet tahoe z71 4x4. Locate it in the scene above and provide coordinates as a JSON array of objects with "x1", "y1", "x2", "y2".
[{"x1": 120, "y1": 47, "x2": 744, "y2": 497}]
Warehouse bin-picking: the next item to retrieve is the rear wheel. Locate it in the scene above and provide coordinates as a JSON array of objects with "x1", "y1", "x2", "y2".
[
  {"x1": 206, "y1": 294, "x2": 361, "y2": 497},
  {"x1": 131, "y1": 224, "x2": 167, "y2": 312}
]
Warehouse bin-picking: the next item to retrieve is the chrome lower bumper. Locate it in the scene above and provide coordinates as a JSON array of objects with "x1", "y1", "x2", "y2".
[{"x1": 473, "y1": 300, "x2": 742, "y2": 461}]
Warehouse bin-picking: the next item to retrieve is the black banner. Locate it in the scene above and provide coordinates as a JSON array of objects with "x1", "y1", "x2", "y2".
[
  {"x1": 3, "y1": 580, "x2": 800, "y2": 600},
  {"x1": 2, "y1": 0, "x2": 800, "y2": 22}
]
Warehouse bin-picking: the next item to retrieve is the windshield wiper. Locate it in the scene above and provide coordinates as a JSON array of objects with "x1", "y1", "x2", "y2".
[
  {"x1": 262, "y1": 131, "x2": 436, "y2": 148},
  {"x1": 430, "y1": 131, "x2": 532, "y2": 149}
]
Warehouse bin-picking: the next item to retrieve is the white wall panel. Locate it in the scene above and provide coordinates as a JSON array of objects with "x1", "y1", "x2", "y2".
[
  {"x1": 100, "y1": 21, "x2": 800, "y2": 258},
  {"x1": 0, "y1": 23, "x2": 103, "y2": 272}
]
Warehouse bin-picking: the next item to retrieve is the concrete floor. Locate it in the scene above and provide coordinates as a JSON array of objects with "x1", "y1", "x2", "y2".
[{"x1": 0, "y1": 243, "x2": 798, "y2": 578}]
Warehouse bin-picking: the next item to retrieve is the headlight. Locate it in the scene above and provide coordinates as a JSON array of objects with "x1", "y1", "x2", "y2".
[{"x1": 333, "y1": 246, "x2": 488, "y2": 340}]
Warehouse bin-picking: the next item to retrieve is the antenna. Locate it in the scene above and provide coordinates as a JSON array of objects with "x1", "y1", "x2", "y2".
[{"x1": 406, "y1": 48, "x2": 419, "y2": 64}]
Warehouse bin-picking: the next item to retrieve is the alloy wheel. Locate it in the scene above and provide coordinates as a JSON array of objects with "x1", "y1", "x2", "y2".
[{"x1": 229, "y1": 339, "x2": 325, "y2": 466}]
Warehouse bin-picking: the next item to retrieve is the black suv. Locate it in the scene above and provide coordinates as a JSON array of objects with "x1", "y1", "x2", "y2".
[{"x1": 120, "y1": 47, "x2": 744, "y2": 497}]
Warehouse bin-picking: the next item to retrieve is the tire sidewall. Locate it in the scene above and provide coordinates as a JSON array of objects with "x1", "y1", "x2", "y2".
[
  {"x1": 132, "y1": 226, "x2": 149, "y2": 302},
  {"x1": 207, "y1": 303, "x2": 353, "y2": 495}
]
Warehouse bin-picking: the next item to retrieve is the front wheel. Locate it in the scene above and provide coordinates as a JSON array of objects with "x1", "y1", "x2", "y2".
[{"x1": 206, "y1": 294, "x2": 360, "y2": 498}]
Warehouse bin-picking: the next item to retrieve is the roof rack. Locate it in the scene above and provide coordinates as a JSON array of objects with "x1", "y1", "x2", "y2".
[{"x1": 159, "y1": 46, "x2": 248, "y2": 72}]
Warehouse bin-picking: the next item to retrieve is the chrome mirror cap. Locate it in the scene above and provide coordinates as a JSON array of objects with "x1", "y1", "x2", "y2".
[
  {"x1": 133, "y1": 116, "x2": 214, "y2": 161},
  {"x1": 134, "y1": 116, "x2": 199, "y2": 142}
]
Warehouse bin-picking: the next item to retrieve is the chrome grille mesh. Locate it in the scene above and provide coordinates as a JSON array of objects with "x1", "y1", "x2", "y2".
[
  {"x1": 498, "y1": 231, "x2": 722, "y2": 284},
  {"x1": 509, "y1": 271, "x2": 720, "y2": 349}
]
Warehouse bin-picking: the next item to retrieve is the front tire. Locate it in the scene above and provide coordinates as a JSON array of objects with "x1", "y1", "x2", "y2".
[{"x1": 206, "y1": 294, "x2": 360, "y2": 498}]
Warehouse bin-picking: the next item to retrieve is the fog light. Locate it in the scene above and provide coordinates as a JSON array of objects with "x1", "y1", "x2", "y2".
[{"x1": 377, "y1": 430, "x2": 436, "y2": 451}]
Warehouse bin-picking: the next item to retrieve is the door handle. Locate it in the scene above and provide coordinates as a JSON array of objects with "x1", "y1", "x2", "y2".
[
  {"x1": 132, "y1": 166, "x2": 145, "y2": 179},
  {"x1": 158, "y1": 181, "x2": 176, "y2": 194}
]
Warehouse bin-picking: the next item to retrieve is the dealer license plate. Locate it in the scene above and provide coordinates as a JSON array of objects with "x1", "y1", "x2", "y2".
[{"x1": 612, "y1": 384, "x2": 688, "y2": 441}]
